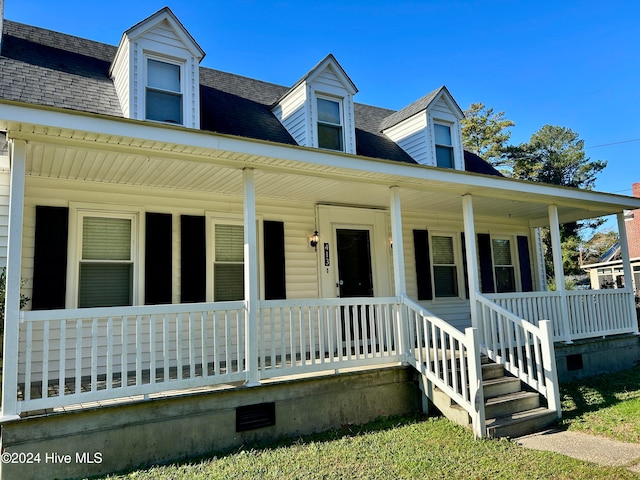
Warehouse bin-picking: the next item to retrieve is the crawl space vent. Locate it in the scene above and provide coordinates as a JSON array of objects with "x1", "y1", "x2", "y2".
[{"x1": 236, "y1": 402, "x2": 276, "y2": 432}]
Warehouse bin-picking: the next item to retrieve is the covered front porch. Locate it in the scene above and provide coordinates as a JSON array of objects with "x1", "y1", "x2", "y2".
[{"x1": 2, "y1": 112, "x2": 640, "y2": 438}]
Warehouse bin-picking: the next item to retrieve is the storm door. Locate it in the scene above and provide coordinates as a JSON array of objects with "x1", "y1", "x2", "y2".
[{"x1": 336, "y1": 228, "x2": 375, "y2": 352}]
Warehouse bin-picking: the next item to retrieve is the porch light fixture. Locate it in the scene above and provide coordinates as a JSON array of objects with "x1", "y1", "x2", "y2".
[{"x1": 310, "y1": 231, "x2": 319, "y2": 250}]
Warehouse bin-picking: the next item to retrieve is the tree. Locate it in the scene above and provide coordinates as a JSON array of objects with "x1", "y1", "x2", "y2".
[
  {"x1": 461, "y1": 102, "x2": 515, "y2": 169},
  {"x1": 504, "y1": 125, "x2": 608, "y2": 277},
  {"x1": 580, "y1": 230, "x2": 619, "y2": 265}
]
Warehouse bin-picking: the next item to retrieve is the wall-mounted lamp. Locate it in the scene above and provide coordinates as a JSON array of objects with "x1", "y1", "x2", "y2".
[
  {"x1": 310, "y1": 231, "x2": 319, "y2": 251},
  {"x1": 389, "y1": 237, "x2": 393, "y2": 249}
]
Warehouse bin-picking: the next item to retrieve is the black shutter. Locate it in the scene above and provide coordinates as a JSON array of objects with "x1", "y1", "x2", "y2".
[
  {"x1": 180, "y1": 215, "x2": 206, "y2": 303},
  {"x1": 264, "y1": 221, "x2": 286, "y2": 300},
  {"x1": 145, "y1": 213, "x2": 172, "y2": 304},
  {"x1": 413, "y1": 230, "x2": 433, "y2": 300},
  {"x1": 477, "y1": 233, "x2": 495, "y2": 294},
  {"x1": 517, "y1": 235, "x2": 534, "y2": 292},
  {"x1": 32, "y1": 206, "x2": 68, "y2": 310},
  {"x1": 460, "y1": 232, "x2": 470, "y2": 299}
]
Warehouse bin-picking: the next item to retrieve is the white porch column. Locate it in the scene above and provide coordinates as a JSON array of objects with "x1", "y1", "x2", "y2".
[
  {"x1": 617, "y1": 211, "x2": 639, "y2": 334},
  {"x1": 1, "y1": 139, "x2": 26, "y2": 419},
  {"x1": 462, "y1": 195, "x2": 480, "y2": 329},
  {"x1": 243, "y1": 168, "x2": 260, "y2": 385},
  {"x1": 389, "y1": 186, "x2": 406, "y2": 297},
  {"x1": 548, "y1": 205, "x2": 572, "y2": 343}
]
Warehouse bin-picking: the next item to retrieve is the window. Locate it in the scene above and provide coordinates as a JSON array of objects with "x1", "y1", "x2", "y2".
[
  {"x1": 434, "y1": 123, "x2": 454, "y2": 168},
  {"x1": 432, "y1": 235, "x2": 458, "y2": 297},
  {"x1": 492, "y1": 238, "x2": 516, "y2": 293},
  {"x1": 146, "y1": 58, "x2": 183, "y2": 124},
  {"x1": 214, "y1": 223, "x2": 245, "y2": 301},
  {"x1": 317, "y1": 97, "x2": 343, "y2": 151},
  {"x1": 78, "y1": 215, "x2": 134, "y2": 308}
]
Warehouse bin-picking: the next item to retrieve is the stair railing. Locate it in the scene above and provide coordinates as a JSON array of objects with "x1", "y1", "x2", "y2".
[
  {"x1": 401, "y1": 295, "x2": 486, "y2": 438},
  {"x1": 476, "y1": 293, "x2": 561, "y2": 418}
]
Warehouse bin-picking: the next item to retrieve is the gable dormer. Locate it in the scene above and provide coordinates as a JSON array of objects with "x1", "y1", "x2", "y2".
[
  {"x1": 380, "y1": 86, "x2": 464, "y2": 170},
  {"x1": 110, "y1": 7, "x2": 205, "y2": 129},
  {"x1": 272, "y1": 55, "x2": 358, "y2": 154}
]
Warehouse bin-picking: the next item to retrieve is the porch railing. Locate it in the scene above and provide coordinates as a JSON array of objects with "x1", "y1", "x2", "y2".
[
  {"x1": 485, "y1": 289, "x2": 637, "y2": 342},
  {"x1": 12, "y1": 298, "x2": 404, "y2": 414},
  {"x1": 477, "y1": 293, "x2": 560, "y2": 416},
  {"x1": 401, "y1": 296, "x2": 485, "y2": 438}
]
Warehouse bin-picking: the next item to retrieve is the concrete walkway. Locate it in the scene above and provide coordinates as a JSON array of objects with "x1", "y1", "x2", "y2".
[{"x1": 516, "y1": 429, "x2": 640, "y2": 473}]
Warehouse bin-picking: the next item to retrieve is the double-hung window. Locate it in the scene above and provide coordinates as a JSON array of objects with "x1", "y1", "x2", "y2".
[
  {"x1": 432, "y1": 235, "x2": 458, "y2": 297},
  {"x1": 146, "y1": 58, "x2": 183, "y2": 124},
  {"x1": 434, "y1": 123, "x2": 454, "y2": 168},
  {"x1": 317, "y1": 97, "x2": 344, "y2": 151},
  {"x1": 492, "y1": 238, "x2": 516, "y2": 293},
  {"x1": 213, "y1": 223, "x2": 245, "y2": 301},
  {"x1": 78, "y1": 214, "x2": 135, "y2": 308}
]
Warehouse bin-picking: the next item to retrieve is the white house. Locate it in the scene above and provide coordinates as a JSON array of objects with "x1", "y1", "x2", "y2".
[{"x1": 1, "y1": 7, "x2": 640, "y2": 478}]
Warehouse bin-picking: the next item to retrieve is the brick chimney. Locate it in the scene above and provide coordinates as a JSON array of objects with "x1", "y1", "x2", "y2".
[{"x1": 625, "y1": 182, "x2": 640, "y2": 259}]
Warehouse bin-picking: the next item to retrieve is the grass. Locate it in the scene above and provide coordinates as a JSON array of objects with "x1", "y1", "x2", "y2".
[
  {"x1": 99, "y1": 416, "x2": 638, "y2": 480},
  {"x1": 560, "y1": 363, "x2": 640, "y2": 443},
  {"x1": 95, "y1": 365, "x2": 640, "y2": 479}
]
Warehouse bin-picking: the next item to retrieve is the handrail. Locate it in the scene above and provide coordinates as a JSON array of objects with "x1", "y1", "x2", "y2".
[
  {"x1": 401, "y1": 295, "x2": 485, "y2": 438},
  {"x1": 476, "y1": 293, "x2": 560, "y2": 417}
]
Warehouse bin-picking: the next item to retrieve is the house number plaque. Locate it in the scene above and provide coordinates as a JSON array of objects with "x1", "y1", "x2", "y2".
[{"x1": 324, "y1": 243, "x2": 330, "y2": 266}]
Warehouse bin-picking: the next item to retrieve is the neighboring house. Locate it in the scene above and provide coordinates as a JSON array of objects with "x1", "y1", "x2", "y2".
[
  {"x1": 583, "y1": 183, "x2": 640, "y2": 293},
  {"x1": 1, "y1": 7, "x2": 640, "y2": 478}
]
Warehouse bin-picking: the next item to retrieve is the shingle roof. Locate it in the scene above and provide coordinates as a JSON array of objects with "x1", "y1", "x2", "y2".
[{"x1": 0, "y1": 20, "x2": 500, "y2": 176}]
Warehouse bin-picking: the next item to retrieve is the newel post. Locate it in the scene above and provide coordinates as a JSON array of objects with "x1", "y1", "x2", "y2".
[
  {"x1": 243, "y1": 168, "x2": 260, "y2": 385},
  {"x1": 1, "y1": 138, "x2": 26, "y2": 419},
  {"x1": 466, "y1": 326, "x2": 486, "y2": 438},
  {"x1": 539, "y1": 320, "x2": 562, "y2": 418}
]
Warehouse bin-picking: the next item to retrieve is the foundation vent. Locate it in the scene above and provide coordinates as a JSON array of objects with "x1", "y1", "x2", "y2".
[{"x1": 236, "y1": 402, "x2": 276, "y2": 432}]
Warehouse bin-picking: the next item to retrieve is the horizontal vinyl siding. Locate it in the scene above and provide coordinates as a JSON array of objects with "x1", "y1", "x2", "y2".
[
  {"x1": 274, "y1": 83, "x2": 308, "y2": 147},
  {"x1": 22, "y1": 178, "x2": 320, "y2": 305},
  {"x1": 0, "y1": 171, "x2": 9, "y2": 267},
  {"x1": 139, "y1": 23, "x2": 186, "y2": 51},
  {"x1": 382, "y1": 113, "x2": 428, "y2": 164},
  {"x1": 111, "y1": 38, "x2": 131, "y2": 118},
  {"x1": 430, "y1": 98, "x2": 454, "y2": 117}
]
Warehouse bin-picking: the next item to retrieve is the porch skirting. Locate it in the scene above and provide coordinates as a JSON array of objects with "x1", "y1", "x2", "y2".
[
  {"x1": 0, "y1": 366, "x2": 421, "y2": 480},
  {"x1": 554, "y1": 334, "x2": 640, "y2": 381}
]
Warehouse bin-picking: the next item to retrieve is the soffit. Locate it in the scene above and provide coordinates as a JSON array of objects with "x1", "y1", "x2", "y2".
[{"x1": 11, "y1": 122, "x2": 640, "y2": 227}]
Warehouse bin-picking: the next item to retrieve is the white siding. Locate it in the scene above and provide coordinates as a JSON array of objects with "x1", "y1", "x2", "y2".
[
  {"x1": 272, "y1": 83, "x2": 308, "y2": 147},
  {"x1": 0, "y1": 164, "x2": 9, "y2": 267},
  {"x1": 382, "y1": 113, "x2": 428, "y2": 165},
  {"x1": 110, "y1": 37, "x2": 131, "y2": 118},
  {"x1": 22, "y1": 178, "x2": 320, "y2": 306}
]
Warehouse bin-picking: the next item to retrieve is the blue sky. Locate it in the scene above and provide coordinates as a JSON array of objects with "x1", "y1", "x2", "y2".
[{"x1": 5, "y1": 1, "x2": 640, "y2": 201}]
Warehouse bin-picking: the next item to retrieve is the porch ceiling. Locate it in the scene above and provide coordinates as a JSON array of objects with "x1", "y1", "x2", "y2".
[{"x1": 11, "y1": 118, "x2": 640, "y2": 227}]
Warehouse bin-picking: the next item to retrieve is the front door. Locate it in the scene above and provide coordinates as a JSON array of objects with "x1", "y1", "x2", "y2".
[
  {"x1": 336, "y1": 228, "x2": 375, "y2": 349},
  {"x1": 336, "y1": 229, "x2": 374, "y2": 298}
]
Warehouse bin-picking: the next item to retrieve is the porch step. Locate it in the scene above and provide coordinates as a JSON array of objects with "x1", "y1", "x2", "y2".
[
  {"x1": 422, "y1": 356, "x2": 558, "y2": 439},
  {"x1": 486, "y1": 407, "x2": 558, "y2": 439},
  {"x1": 485, "y1": 390, "x2": 540, "y2": 419},
  {"x1": 481, "y1": 362, "x2": 505, "y2": 381},
  {"x1": 482, "y1": 376, "x2": 522, "y2": 399}
]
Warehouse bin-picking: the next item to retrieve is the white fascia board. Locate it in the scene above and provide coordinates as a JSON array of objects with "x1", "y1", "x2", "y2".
[{"x1": 3, "y1": 101, "x2": 640, "y2": 213}]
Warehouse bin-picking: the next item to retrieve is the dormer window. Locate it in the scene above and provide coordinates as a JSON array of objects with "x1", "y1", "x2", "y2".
[
  {"x1": 146, "y1": 58, "x2": 183, "y2": 124},
  {"x1": 317, "y1": 97, "x2": 343, "y2": 151},
  {"x1": 434, "y1": 123, "x2": 454, "y2": 168}
]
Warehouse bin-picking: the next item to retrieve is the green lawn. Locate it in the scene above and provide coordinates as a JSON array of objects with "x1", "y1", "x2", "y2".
[
  {"x1": 100, "y1": 417, "x2": 638, "y2": 480},
  {"x1": 97, "y1": 364, "x2": 640, "y2": 479},
  {"x1": 560, "y1": 363, "x2": 640, "y2": 443}
]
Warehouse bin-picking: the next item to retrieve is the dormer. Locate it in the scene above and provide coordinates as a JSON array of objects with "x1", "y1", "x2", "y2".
[
  {"x1": 380, "y1": 86, "x2": 465, "y2": 170},
  {"x1": 110, "y1": 8, "x2": 205, "y2": 129},
  {"x1": 272, "y1": 55, "x2": 358, "y2": 154}
]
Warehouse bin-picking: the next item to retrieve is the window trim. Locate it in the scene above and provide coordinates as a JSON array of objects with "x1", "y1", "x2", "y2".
[
  {"x1": 489, "y1": 236, "x2": 519, "y2": 293},
  {"x1": 428, "y1": 231, "x2": 464, "y2": 300},
  {"x1": 315, "y1": 94, "x2": 345, "y2": 152},
  {"x1": 67, "y1": 205, "x2": 142, "y2": 308},
  {"x1": 205, "y1": 213, "x2": 265, "y2": 302},
  {"x1": 144, "y1": 53, "x2": 185, "y2": 125}
]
